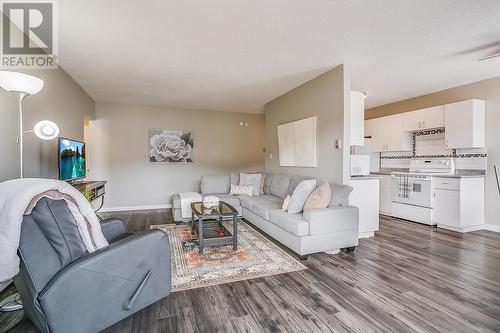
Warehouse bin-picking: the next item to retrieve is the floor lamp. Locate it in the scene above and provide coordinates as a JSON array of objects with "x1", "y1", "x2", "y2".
[
  {"x1": 0, "y1": 71, "x2": 59, "y2": 312},
  {"x1": 0, "y1": 71, "x2": 59, "y2": 178}
]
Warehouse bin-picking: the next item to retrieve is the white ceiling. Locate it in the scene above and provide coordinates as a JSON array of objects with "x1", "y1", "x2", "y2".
[{"x1": 59, "y1": 0, "x2": 500, "y2": 113}]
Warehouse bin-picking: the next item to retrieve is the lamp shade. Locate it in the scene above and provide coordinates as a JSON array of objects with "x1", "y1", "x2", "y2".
[
  {"x1": 0, "y1": 71, "x2": 43, "y2": 95},
  {"x1": 33, "y1": 120, "x2": 59, "y2": 140}
]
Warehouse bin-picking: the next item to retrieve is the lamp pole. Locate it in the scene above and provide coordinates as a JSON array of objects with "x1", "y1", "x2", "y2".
[{"x1": 17, "y1": 92, "x2": 28, "y2": 178}]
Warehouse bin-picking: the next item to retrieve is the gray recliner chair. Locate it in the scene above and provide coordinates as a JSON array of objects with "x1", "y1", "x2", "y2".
[{"x1": 13, "y1": 198, "x2": 171, "y2": 333}]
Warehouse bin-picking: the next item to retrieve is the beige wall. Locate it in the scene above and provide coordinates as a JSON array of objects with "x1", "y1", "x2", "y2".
[
  {"x1": 264, "y1": 65, "x2": 350, "y2": 184},
  {"x1": 366, "y1": 76, "x2": 500, "y2": 227},
  {"x1": 88, "y1": 103, "x2": 265, "y2": 210},
  {"x1": 0, "y1": 68, "x2": 95, "y2": 181}
]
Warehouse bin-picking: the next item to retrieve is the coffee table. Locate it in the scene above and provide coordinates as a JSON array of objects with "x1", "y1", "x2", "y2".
[{"x1": 190, "y1": 201, "x2": 238, "y2": 254}]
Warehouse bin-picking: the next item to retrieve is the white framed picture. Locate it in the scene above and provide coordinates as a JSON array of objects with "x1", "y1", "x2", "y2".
[{"x1": 277, "y1": 116, "x2": 317, "y2": 167}]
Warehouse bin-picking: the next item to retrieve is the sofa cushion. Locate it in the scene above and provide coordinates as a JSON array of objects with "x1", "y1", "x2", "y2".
[
  {"x1": 287, "y1": 179, "x2": 317, "y2": 214},
  {"x1": 201, "y1": 175, "x2": 230, "y2": 195},
  {"x1": 269, "y1": 210, "x2": 310, "y2": 237},
  {"x1": 329, "y1": 184, "x2": 353, "y2": 207},
  {"x1": 242, "y1": 195, "x2": 283, "y2": 220},
  {"x1": 230, "y1": 172, "x2": 240, "y2": 185},
  {"x1": 263, "y1": 173, "x2": 273, "y2": 194},
  {"x1": 209, "y1": 193, "x2": 241, "y2": 208},
  {"x1": 252, "y1": 202, "x2": 282, "y2": 220},
  {"x1": 287, "y1": 175, "x2": 315, "y2": 195},
  {"x1": 239, "y1": 173, "x2": 262, "y2": 196},
  {"x1": 239, "y1": 195, "x2": 255, "y2": 210},
  {"x1": 270, "y1": 174, "x2": 291, "y2": 199},
  {"x1": 304, "y1": 183, "x2": 331, "y2": 209}
]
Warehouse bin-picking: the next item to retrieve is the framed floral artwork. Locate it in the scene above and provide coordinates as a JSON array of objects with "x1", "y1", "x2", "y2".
[{"x1": 148, "y1": 129, "x2": 193, "y2": 162}]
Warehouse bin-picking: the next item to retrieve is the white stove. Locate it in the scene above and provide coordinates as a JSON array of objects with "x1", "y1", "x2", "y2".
[{"x1": 390, "y1": 158, "x2": 455, "y2": 225}]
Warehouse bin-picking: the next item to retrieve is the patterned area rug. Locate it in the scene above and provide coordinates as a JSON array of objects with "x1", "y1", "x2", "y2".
[{"x1": 151, "y1": 220, "x2": 306, "y2": 291}]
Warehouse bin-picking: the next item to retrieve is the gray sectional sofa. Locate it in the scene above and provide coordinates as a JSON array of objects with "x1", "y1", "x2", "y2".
[{"x1": 172, "y1": 173, "x2": 359, "y2": 258}]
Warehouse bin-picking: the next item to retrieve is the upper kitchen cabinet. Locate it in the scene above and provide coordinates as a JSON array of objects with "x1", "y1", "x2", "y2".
[
  {"x1": 444, "y1": 99, "x2": 485, "y2": 149},
  {"x1": 371, "y1": 114, "x2": 412, "y2": 152},
  {"x1": 402, "y1": 106, "x2": 444, "y2": 131},
  {"x1": 364, "y1": 119, "x2": 373, "y2": 137},
  {"x1": 350, "y1": 91, "x2": 365, "y2": 146}
]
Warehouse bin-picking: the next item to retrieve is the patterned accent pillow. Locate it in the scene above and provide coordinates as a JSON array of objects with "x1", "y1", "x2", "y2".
[
  {"x1": 229, "y1": 184, "x2": 253, "y2": 196},
  {"x1": 282, "y1": 195, "x2": 291, "y2": 211},
  {"x1": 304, "y1": 183, "x2": 331, "y2": 209},
  {"x1": 239, "y1": 173, "x2": 262, "y2": 196},
  {"x1": 287, "y1": 179, "x2": 317, "y2": 214}
]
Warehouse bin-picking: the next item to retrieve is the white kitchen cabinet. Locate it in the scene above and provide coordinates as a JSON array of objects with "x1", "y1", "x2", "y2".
[
  {"x1": 402, "y1": 106, "x2": 444, "y2": 132},
  {"x1": 350, "y1": 178, "x2": 380, "y2": 238},
  {"x1": 379, "y1": 175, "x2": 392, "y2": 216},
  {"x1": 364, "y1": 119, "x2": 374, "y2": 137},
  {"x1": 433, "y1": 177, "x2": 484, "y2": 232},
  {"x1": 350, "y1": 91, "x2": 365, "y2": 146},
  {"x1": 444, "y1": 99, "x2": 485, "y2": 149},
  {"x1": 371, "y1": 115, "x2": 412, "y2": 152}
]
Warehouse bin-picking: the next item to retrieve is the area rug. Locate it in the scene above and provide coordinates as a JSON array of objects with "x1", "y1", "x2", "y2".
[{"x1": 150, "y1": 220, "x2": 306, "y2": 291}]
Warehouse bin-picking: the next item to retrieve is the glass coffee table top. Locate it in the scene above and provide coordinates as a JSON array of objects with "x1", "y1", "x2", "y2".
[{"x1": 191, "y1": 201, "x2": 238, "y2": 217}]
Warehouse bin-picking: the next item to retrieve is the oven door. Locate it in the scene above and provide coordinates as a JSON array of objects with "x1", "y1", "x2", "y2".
[{"x1": 391, "y1": 175, "x2": 432, "y2": 208}]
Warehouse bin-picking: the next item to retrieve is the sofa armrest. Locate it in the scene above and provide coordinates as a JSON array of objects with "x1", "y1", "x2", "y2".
[
  {"x1": 37, "y1": 230, "x2": 171, "y2": 333},
  {"x1": 303, "y1": 206, "x2": 359, "y2": 235},
  {"x1": 100, "y1": 218, "x2": 128, "y2": 242}
]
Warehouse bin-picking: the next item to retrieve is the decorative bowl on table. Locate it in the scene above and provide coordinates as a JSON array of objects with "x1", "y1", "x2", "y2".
[{"x1": 202, "y1": 195, "x2": 220, "y2": 209}]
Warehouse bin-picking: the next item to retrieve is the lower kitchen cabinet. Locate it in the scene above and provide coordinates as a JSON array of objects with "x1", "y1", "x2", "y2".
[
  {"x1": 433, "y1": 177, "x2": 484, "y2": 232},
  {"x1": 350, "y1": 178, "x2": 380, "y2": 238},
  {"x1": 379, "y1": 175, "x2": 392, "y2": 216}
]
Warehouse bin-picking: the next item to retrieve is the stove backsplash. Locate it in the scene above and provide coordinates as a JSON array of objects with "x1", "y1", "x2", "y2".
[{"x1": 380, "y1": 130, "x2": 487, "y2": 171}]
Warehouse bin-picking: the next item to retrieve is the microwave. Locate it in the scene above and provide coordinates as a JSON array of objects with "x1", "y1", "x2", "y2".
[{"x1": 350, "y1": 155, "x2": 370, "y2": 176}]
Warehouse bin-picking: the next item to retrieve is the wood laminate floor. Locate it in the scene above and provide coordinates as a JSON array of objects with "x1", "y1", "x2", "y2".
[{"x1": 5, "y1": 210, "x2": 500, "y2": 333}]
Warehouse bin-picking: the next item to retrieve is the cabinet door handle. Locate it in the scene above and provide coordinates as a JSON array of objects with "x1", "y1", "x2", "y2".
[
  {"x1": 419, "y1": 121, "x2": 421, "y2": 128},
  {"x1": 423, "y1": 121, "x2": 426, "y2": 127}
]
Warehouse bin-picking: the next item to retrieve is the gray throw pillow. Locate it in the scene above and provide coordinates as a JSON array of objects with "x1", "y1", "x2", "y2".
[
  {"x1": 201, "y1": 175, "x2": 230, "y2": 195},
  {"x1": 239, "y1": 173, "x2": 262, "y2": 196},
  {"x1": 287, "y1": 179, "x2": 317, "y2": 214},
  {"x1": 329, "y1": 184, "x2": 353, "y2": 207}
]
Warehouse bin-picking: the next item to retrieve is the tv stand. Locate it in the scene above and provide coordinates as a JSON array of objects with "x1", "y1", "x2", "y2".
[{"x1": 71, "y1": 180, "x2": 107, "y2": 212}]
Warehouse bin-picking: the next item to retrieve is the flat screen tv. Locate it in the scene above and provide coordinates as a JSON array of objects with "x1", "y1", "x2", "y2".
[{"x1": 58, "y1": 137, "x2": 86, "y2": 181}]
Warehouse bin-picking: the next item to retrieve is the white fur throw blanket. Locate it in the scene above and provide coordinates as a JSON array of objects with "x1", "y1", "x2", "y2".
[
  {"x1": 179, "y1": 192, "x2": 202, "y2": 218},
  {"x1": 0, "y1": 178, "x2": 109, "y2": 283}
]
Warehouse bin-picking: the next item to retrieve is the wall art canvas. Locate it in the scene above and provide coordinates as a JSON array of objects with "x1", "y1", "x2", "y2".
[
  {"x1": 149, "y1": 129, "x2": 194, "y2": 162},
  {"x1": 277, "y1": 116, "x2": 317, "y2": 167}
]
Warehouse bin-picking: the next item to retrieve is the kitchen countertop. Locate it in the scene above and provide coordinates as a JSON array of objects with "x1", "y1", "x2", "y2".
[
  {"x1": 369, "y1": 169, "x2": 485, "y2": 178},
  {"x1": 432, "y1": 172, "x2": 486, "y2": 179},
  {"x1": 370, "y1": 169, "x2": 406, "y2": 176},
  {"x1": 350, "y1": 175, "x2": 382, "y2": 180}
]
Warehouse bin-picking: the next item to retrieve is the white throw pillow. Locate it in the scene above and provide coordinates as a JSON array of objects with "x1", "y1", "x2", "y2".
[
  {"x1": 229, "y1": 184, "x2": 253, "y2": 196},
  {"x1": 287, "y1": 179, "x2": 317, "y2": 214},
  {"x1": 282, "y1": 195, "x2": 291, "y2": 211},
  {"x1": 239, "y1": 173, "x2": 262, "y2": 196}
]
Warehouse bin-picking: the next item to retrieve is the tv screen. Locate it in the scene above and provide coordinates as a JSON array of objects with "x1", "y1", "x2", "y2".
[{"x1": 58, "y1": 137, "x2": 86, "y2": 181}]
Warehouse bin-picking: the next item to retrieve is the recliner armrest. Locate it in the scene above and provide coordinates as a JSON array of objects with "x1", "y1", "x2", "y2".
[
  {"x1": 303, "y1": 206, "x2": 359, "y2": 235},
  {"x1": 100, "y1": 218, "x2": 128, "y2": 242}
]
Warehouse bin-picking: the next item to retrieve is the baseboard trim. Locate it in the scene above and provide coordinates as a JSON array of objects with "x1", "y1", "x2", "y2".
[
  {"x1": 358, "y1": 231, "x2": 375, "y2": 239},
  {"x1": 100, "y1": 204, "x2": 172, "y2": 213},
  {"x1": 483, "y1": 224, "x2": 500, "y2": 233}
]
